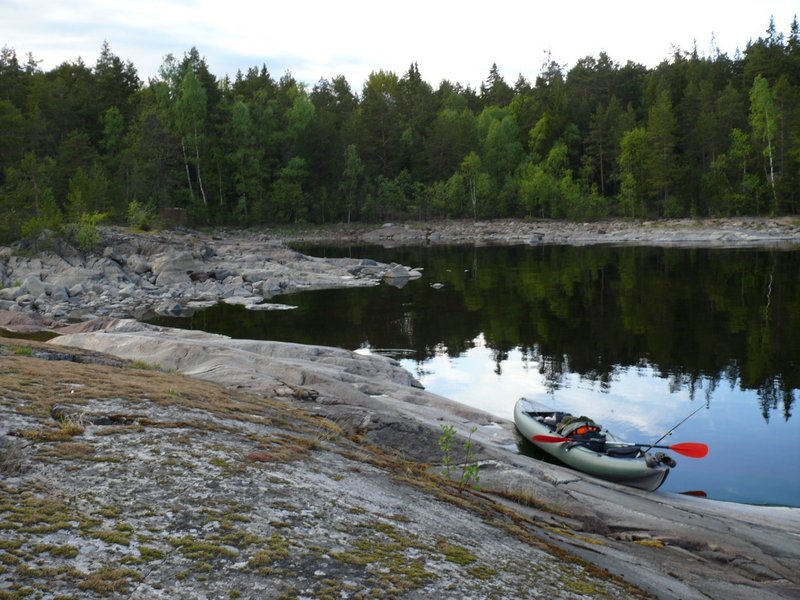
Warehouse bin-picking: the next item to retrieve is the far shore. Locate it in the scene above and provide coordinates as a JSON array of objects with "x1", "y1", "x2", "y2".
[{"x1": 268, "y1": 216, "x2": 800, "y2": 248}]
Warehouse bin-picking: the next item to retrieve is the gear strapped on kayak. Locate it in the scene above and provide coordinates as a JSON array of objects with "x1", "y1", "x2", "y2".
[
  {"x1": 545, "y1": 412, "x2": 676, "y2": 467},
  {"x1": 555, "y1": 415, "x2": 606, "y2": 452}
]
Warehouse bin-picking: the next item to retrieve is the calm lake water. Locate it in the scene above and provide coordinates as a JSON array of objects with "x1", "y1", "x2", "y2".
[{"x1": 150, "y1": 244, "x2": 800, "y2": 507}]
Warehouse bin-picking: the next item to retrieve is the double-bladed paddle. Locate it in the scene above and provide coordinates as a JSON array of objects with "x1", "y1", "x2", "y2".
[{"x1": 531, "y1": 434, "x2": 709, "y2": 458}]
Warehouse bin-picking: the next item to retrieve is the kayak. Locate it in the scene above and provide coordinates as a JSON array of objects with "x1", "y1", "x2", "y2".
[{"x1": 514, "y1": 398, "x2": 672, "y2": 492}]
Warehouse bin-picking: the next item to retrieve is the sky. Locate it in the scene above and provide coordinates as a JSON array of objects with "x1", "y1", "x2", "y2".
[{"x1": 1, "y1": 0, "x2": 798, "y2": 91}]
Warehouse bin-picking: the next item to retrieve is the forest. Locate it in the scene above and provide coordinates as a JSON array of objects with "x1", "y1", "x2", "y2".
[{"x1": 0, "y1": 17, "x2": 799, "y2": 243}]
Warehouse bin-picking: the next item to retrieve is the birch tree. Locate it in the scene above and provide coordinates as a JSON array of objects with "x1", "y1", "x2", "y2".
[{"x1": 749, "y1": 75, "x2": 779, "y2": 212}]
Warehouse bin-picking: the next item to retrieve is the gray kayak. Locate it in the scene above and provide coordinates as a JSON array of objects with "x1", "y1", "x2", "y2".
[{"x1": 514, "y1": 398, "x2": 671, "y2": 492}]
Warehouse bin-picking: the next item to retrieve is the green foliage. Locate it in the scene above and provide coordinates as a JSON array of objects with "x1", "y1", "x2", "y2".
[
  {"x1": 126, "y1": 200, "x2": 157, "y2": 231},
  {"x1": 749, "y1": 74, "x2": 780, "y2": 213},
  {"x1": 0, "y1": 23, "x2": 799, "y2": 229},
  {"x1": 438, "y1": 425, "x2": 481, "y2": 491},
  {"x1": 20, "y1": 190, "x2": 62, "y2": 241},
  {"x1": 438, "y1": 424, "x2": 456, "y2": 478},
  {"x1": 70, "y1": 211, "x2": 107, "y2": 252}
]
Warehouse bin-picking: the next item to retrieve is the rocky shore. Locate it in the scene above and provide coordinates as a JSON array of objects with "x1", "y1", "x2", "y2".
[
  {"x1": 1, "y1": 218, "x2": 797, "y2": 331},
  {"x1": 2, "y1": 219, "x2": 800, "y2": 599}
]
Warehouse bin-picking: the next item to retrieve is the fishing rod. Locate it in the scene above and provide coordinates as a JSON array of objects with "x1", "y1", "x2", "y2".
[{"x1": 642, "y1": 403, "x2": 707, "y2": 454}]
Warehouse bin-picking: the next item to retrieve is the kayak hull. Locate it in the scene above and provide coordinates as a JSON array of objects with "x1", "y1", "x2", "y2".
[{"x1": 514, "y1": 398, "x2": 669, "y2": 492}]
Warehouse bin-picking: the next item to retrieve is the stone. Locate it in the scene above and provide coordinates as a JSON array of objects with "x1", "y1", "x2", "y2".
[
  {"x1": 151, "y1": 251, "x2": 197, "y2": 276},
  {"x1": 47, "y1": 267, "x2": 103, "y2": 290},
  {"x1": 127, "y1": 254, "x2": 150, "y2": 274},
  {"x1": 155, "y1": 270, "x2": 191, "y2": 286},
  {"x1": 21, "y1": 276, "x2": 47, "y2": 297},
  {"x1": 51, "y1": 286, "x2": 69, "y2": 302},
  {"x1": 103, "y1": 246, "x2": 125, "y2": 264},
  {"x1": 0, "y1": 286, "x2": 21, "y2": 301}
]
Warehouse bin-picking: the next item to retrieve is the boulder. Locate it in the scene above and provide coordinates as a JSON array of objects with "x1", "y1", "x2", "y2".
[
  {"x1": 242, "y1": 269, "x2": 273, "y2": 283},
  {"x1": 50, "y1": 286, "x2": 70, "y2": 303},
  {"x1": 47, "y1": 267, "x2": 103, "y2": 291},
  {"x1": 127, "y1": 254, "x2": 150, "y2": 275},
  {"x1": 67, "y1": 283, "x2": 84, "y2": 298},
  {"x1": 383, "y1": 264, "x2": 411, "y2": 279},
  {"x1": 155, "y1": 270, "x2": 192, "y2": 286},
  {"x1": 0, "y1": 286, "x2": 21, "y2": 301},
  {"x1": 152, "y1": 251, "x2": 197, "y2": 276},
  {"x1": 103, "y1": 246, "x2": 126, "y2": 264},
  {"x1": 21, "y1": 276, "x2": 47, "y2": 298}
]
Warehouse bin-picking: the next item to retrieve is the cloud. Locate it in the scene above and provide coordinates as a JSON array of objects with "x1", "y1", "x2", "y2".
[{"x1": 2, "y1": 0, "x2": 797, "y2": 88}]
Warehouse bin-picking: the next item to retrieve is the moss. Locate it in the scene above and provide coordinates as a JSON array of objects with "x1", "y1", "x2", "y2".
[
  {"x1": 248, "y1": 533, "x2": 290, "y2": 574},
  {"x1": 635, "y1": 539, "x2": 665, "y2": 548},
  {"x1": 89, "y1": 529, "x2": 131, "y2": 546},
  {"x1": 45, "y1": 442, "x2": 95, "y2": 460},
  {"x1": 30, "y1": 543, "x2": 79, "y2": 559},
  {"x1": 138, "y1": 546, "x2": 165, "y2": 561},
  {"x1": 331, "y1": 523, "x2": 437, "y2": 594},
  {"x1": 78, "y1": 566, "x2": 142, "y2": 596},
  {"x1": 169, "y1": 535, "x2": 239, "y2": 561},
  {"x1": 0, "y1": 587, "x2": 34, "y2": 599},
  {"x1": 130, "y1": 360, "x2": 156, "y2": 370},
  {"x1": 1, "y1": 492, "x2": 75, "y2": 534},
  {"x1": 562, "y1": 575, "x2": 606, "y2": 595},
  {"x1": 467, "y1": 564, "x2": 497, "y2": 580},
  {"x1": 18, "y1": 421, "x2": 83, "y2": 442},
  {"x1": 96, "y1": 505, "x2": 121, "y2": 519},
  {"x1": 436, "y1": 539, "x2": 477, "y2": 565}
]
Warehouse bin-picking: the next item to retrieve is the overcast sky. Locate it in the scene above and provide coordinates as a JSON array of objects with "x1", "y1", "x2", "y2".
[{"x1": 2, "y1": 0, "x2": 797, "y2": 91}]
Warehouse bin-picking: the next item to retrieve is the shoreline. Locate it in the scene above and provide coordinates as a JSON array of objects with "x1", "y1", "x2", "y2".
[
  {"x1": 0, "y1": 217, "x2": 798, "y2": 330},
  {"x1": 274, "y1": 216, "x2": 800, "y2": 248},
  {"x1": 1, "y1": 220, "x2": 800, "y2": 597}
]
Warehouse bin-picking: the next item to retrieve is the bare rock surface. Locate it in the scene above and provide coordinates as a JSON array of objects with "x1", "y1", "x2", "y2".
[
  {"x1": 2, "y1": 220, "x2": 800, "y2": 598},
  {"x1": 0, "y1": 227, "x2": 415, "y2": 328},
  {"x1": 41, "y1": 319, "x2": 800, "y2": 600},
  {"x1": 2, "y1": 336, "x2": 643, "y2": 599}
]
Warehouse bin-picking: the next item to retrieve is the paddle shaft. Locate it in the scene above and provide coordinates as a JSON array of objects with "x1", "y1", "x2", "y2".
[{"x1": 531, "y1": 435, "x2": 708, "y2": 458}]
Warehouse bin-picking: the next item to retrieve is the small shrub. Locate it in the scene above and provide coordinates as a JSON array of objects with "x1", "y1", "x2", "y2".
[
  {"x1": 126, "y1": 200, "x2": 157, "y2": 231},
  {"x1": 438, "y1": 424, "x2": 481, "y2": 491}
]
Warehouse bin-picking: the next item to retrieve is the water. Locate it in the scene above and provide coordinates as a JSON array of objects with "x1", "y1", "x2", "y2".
[{"x1": 149, "y1": 244, "x2": 800, "y2": 507}]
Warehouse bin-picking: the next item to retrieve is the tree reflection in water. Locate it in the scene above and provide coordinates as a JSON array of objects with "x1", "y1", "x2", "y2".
[{"x1": 150, "y1": 244, "x2": 800, "y2": 505}]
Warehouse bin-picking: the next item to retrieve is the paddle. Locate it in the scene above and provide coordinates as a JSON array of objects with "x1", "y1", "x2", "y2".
[{"x1": 531, "y1": 434, "x2": 709, "y2": 458}]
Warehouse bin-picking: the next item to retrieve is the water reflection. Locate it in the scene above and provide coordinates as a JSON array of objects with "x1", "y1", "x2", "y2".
[{"x1": 149, "y1": 244, "x2": 800, "y2": 505}]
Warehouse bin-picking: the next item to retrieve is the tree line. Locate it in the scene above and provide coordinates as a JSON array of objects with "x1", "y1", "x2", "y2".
[{"x1": 1, "y1": 17, "x2": 799, "y2": 243}]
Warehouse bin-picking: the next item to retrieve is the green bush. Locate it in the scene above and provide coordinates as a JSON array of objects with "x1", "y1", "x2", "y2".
[
  {"x1": 73, "y1": 211, "x2": 107, "y2": 252},
  {"x1": 126, "y1": 200, "x2": 157, "y2": 231}
]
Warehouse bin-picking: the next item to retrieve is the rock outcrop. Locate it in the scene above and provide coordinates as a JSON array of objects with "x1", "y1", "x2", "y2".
[
  {"x1": 42, "y1": 319, "x2": 800, "y2": 600},
  {"x1": 0, "y1": 228, "x2": 416, "y2": 327}
]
